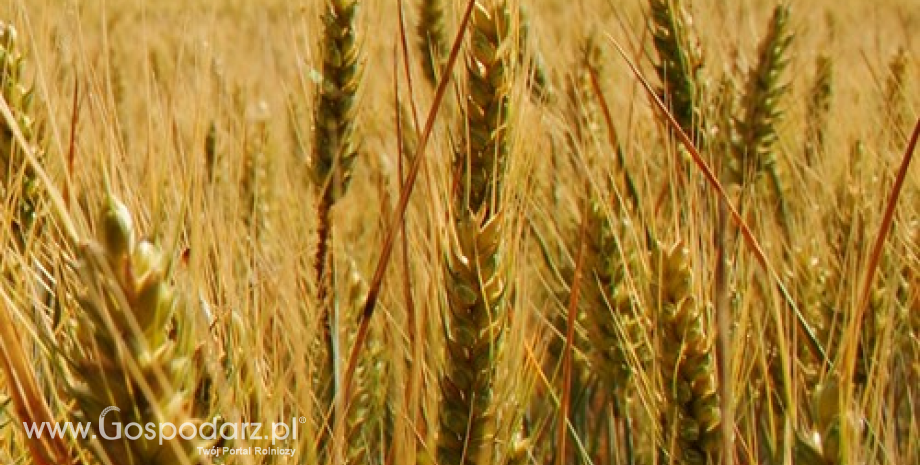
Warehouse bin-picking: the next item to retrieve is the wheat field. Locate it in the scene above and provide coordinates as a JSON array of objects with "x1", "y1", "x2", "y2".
[{"x1": 0, "y1": 0, "x2": 917, "y2": 464}]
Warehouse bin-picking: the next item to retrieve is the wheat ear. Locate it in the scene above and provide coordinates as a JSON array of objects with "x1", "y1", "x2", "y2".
[
  {"x1": 311, "y1": 0, "x2": 363, "y2": 297},
  {"x1": 882, "y1": 47, "x2": 909, "y2": 148},
  {"x1": 565, "y1": 35, "x2": 650, "y2": 395},
  {"x1": 341, "y1": 257, "x2": 390, "y2": 465},
  {"x1": 310, "y1": 0, "x2": 363, "y2": 450},
  {"x1": 564, "y1": 35, "x2": 604, "y2": 159},
  {"x1": 438, "y1": 3, "x2": 513, "y2": 465},
  {"x1": 240, "y1": 105, "x2": 273, "y2": 239},
  {"x1": 0, "y1": 22, "x2": 42, "y2": 249},
  {"x1": 62, "y1": 196, "x2": 207, "y2": 464},
  {"x1": 731, "y1": 4, "x2": 793, "y2": 233},
  {"x1": 517, "y1": 5, "x2": 551, "y2": 101},
  {"x1": 803, "y1": 54, "x2": 833, "y2": 166},
  {"x1": 417, "y1": 0, "x2": 449, "y2": 87},
  {"x1": 648, "y1": 0, "x2": 707, "y2": 144},
  {"x1": 582, "y1": 203, "x2": 651, "y2": 396},
  {"x1": 652, "y1": 243, "x2": 721, "y2": 465}
]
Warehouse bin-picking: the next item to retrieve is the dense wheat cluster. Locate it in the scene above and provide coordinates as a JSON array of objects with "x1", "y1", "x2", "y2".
[{"x1": 1, "y1": 1, "x2": 917, "y2": 465}]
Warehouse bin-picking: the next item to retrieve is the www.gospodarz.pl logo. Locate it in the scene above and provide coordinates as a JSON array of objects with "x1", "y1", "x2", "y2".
[
  {"x1": 24, "y1": 406, "x2": 304, "y2": 448},
  {"x1": 97, "y1": 407, "x2": 302, "y2": 445}
]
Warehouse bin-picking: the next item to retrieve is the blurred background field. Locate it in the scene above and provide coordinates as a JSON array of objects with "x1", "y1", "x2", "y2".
[{"x1": 0, "y1": 0, "x2": 917, "y2": 464}]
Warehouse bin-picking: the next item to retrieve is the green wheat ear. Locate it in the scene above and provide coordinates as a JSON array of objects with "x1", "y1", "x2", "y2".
[
  {"x1": 804, "y1": 53, "x2": 833, "y2": 166},
  {"x1": 309, "y1": 0, "x2": 364, "y2": 448},
  {"x1": 63, "y1": 196, "x2": 208, "y2": 465},
  {"x1": 882, "y1": 47, "x2": 910, "y2": 148},
  {"x1": 582, "y1": 202, "x2": 651, "y2": 395},
  {"x1": 417, "y1": 0, "x2": 449, "y2": 87},
  {"x1": 517, "y1": 5, "x2": 551, "y2": 101},
  {"x1": 454, "y1": 0, "x2": 512, "y2": 215},
  {"x1": 730, "y1": 4, "x2": 793, "y2": 188},
  {"x1": 0, "y1": 22, "x2": 43, "y2": 249},
  {"x1": 648, "y1": 0, "x2": 708, "y2": 144},
  {"x1": 311, "y1": 0, "x2": 362, "y2": 206}
]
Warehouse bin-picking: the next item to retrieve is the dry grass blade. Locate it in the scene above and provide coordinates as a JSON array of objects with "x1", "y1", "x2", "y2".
[
  {"x1": 558, "y1": 197, "x2": 589, "y2": 465},
  {"x1": 0, "y1": 291, "x2": 71, "y2": 465}
]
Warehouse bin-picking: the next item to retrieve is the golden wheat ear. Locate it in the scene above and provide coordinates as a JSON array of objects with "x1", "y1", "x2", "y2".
[
  {"x1": 437, "y1": 3, "x2": 514, "y2": 465},
  {"x1": 651, "y1": 242, "x2": 721, "y2": 465},
  {"x1": 61, "y1": 196, "x2": 209, "y2": 465}
]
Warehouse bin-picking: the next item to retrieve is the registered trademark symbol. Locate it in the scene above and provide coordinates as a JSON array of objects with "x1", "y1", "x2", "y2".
[{"x1": 299, "y1": 417, "x2": 306, "y2": 424}]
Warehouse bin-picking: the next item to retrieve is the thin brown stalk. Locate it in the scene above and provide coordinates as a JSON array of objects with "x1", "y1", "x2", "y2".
[
  {"x1": 343, "y1": 0, "x2": 479, "y2": 414},
  {"x1": 558, "y1": 196, "x2": 590, "y2": 465},
  {"x1": 0, "y1": 292, "x2": 71, "y2": 465}
]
